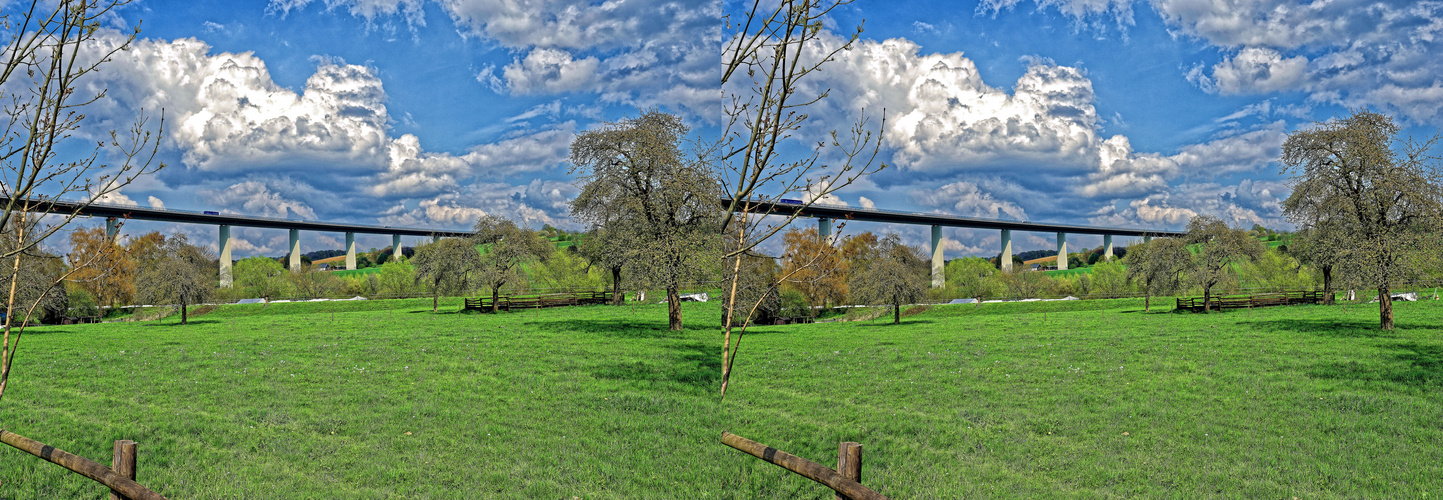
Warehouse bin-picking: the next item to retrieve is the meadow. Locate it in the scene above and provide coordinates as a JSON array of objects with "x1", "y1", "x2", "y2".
[{"x1": 1, "y1": 296, "x2": 1439, "y2": 498}]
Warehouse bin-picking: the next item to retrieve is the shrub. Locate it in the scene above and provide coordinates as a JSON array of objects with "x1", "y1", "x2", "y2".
[
  {"x1": 66, "y1": 288, "x2": 99, "y2": 318},
  {"x1": 1090, "y1": 260, "x2": 1130, "y2": 297},
  {"x1": 376, "y1": 259, "x2": 417, "y2": 297},
  {"x1": 779, "y1": 289, "x2": 812, "y2": 318},
  {"x1": 945, "y1": 257, "x2": 1003, "y2": 300}
]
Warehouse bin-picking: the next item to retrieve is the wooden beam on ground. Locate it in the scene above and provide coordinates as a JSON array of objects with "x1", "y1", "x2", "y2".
[
  {"x1": 0, "y1": 430, "x2": 167, "y2": 500},
  {"x1": 720, "y1": 432, "x2": 888, "y2": 500}
]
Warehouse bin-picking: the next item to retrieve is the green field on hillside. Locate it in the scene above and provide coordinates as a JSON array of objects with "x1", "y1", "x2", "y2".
[
  {"x1": 1042, "y1": 267, "x2": 1096, "y2": 277},
  {"x1": 2, "y1": 297, "x2": 1440, "y2": 498},
  {"x1": 330, "y1": 267, "x2": 379, "y2": 278}
]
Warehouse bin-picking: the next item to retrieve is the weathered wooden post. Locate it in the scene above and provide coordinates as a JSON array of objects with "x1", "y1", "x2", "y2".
[
  {"x1": 835, "y1": 442, "x2": 862, "y2": 500},
  {"x1": 111, "y1": 440, "x2": 137, "y2": 500},
  {"x1": 0, "y1": 430, "x2": 166, "y2": 500},
  {"x1": 720, "y1": 432, "x2": 888, "y2": 500}
]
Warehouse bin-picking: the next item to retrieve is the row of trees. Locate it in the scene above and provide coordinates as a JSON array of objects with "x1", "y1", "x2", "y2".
[{"x1": 48, "y1": 229, "x2": 218, "y2": 325}]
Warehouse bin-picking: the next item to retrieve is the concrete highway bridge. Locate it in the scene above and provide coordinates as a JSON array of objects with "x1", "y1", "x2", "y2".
[
  {"x1": 723, "y1": 198, "x2": 1187, "y2": 287},
  {"x1": 9, "y1": 196, "x2": 1186, "y2": 290},
  {"x1": 2, "y1": 197, "x2": 470, "y2": 287}
]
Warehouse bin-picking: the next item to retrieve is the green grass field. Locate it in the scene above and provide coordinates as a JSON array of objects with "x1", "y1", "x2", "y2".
[
  {"x1": 330, "y1": 267, "x2": 379, "y2": 278},
  {"x1": 2, "y1": 297, "x2": 1440, "y2": 498}
]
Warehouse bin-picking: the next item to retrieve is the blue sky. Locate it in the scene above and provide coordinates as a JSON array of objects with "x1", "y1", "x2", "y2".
[{"x1": 43, "y1": 0, "x2": 1443, "y2": 257}]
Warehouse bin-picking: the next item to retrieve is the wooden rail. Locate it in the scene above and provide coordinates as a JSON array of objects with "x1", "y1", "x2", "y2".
[
  {"x1": 721, "y1": 431, "x2": 888, "y2": 500},
  {"x1": 0, "y1": 430, "x2": 167, "y2": 500},
  {"x1": 1176, "y1": 289, "x2": 1326, "y2": 313},
  {"x1": 463, "y1": 291, "x2": 612, "y2": 312}
]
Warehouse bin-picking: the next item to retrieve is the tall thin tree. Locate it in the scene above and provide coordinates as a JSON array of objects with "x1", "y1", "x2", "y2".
[
  {"x1": 718, "y1": 0, "x2": 887, "y2": 397},
  {"x1": 1, "y1": 0, "x2": 164, "y2": 405}
]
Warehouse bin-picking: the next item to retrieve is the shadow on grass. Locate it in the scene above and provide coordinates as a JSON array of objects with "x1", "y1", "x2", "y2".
[
  {"x1": 406, "y1": 308, "x2": 464, "y2": 315},
  {"x1": 1309, "y1": 342, "x2": 1443, "y2": 388},
  {"x1": 854, "y1": 319, "x2": 936, "y2": 327},
  {"x1": 145, "y1": 319, "x2": 223, "y2": 327},
  {"x1": 526, "y1": 318, "x2": 685, "y2": 339},
  {"x1": 1235, "y1": 318, "x2": 1423, "y2": 338},
  {"x1": 592, "y1": 340, "x2": 720, "y2": 390}
]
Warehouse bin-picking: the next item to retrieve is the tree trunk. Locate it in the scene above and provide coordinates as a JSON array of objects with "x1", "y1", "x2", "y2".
[
  {"x1": 491, "y1": 286, "x2": 501, "y2": 314},
  {"x1": 611, "y1": 267, "x2": 624, "y2": 306},
  {"x1": 180, "y1": 298, "x2": 188, "y2": 325},
  {"x1": 433, "y1": 290, "x2": 438, "y2": 313},
  {"x1": 719, "y1": 250, "x2": 745, "y2": 399},
  {"x1": 1322, "y1": 265, "x2": 1334, "y2": 305},
  {"x1": 1379, "y1": 285, "x2": 1394, "y2": 330},
  {"x1": 893, "y1": 303, "x2": 900, "y2": 324},
  {"x1": 1202, "y1": 285, "x2": 1212, "y2": 314},
  {"x1": 1144, "y1": 292, "x2": 1151, "y2": 312},
  {"x1": 667, "y1": 287, "x2": 682, "y2": 331}
]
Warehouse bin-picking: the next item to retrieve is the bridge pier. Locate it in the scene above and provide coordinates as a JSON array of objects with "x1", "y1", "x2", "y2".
[
  {"x1": 931, "y1": 225, "x2": 943, "y2": 288},
  {"x1": 289, "y1": 229, "x2": 301, "y2": 271},
  {"x1": 1000, "y1": 229, "x2": 1013, "y2": 272},
  {"x1": 219, "y1": 225, "x2": 233, "y2": 287},
  {"x1": 345, "y1": 232, "x2": 356, "y2": 270},
  {"x1": 392, "y1": 234, "x2": 402, "y2": 261},
  {"x1": 1056, "y1": 232, "x2": 1068, "y2": 270},
  {"x1": 1104, "y1": 234, "x2": 1114, "y2": 261},
  {"x1": 818, "y1": 218, "x2": 831, "y2": 244},
  {"x1": 104, "y1": 217, "x2": 119, "y2": 242},
  {"x1": 1145, "y1": 235, "x2": 1153, "y2": 243}
]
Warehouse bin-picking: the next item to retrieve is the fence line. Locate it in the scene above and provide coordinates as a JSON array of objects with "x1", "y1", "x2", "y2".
[
  {"x1": 0, "y1": 430, "x2": 166, "y2": 500},
  {"x1": 463, "y1": 291, "x2": 613, "y2": 312},
  {"x1": 1175, "y1": 289, "x2": 1326, "y2": 313}
]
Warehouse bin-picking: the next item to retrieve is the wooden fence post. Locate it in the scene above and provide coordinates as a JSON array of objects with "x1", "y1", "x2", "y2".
[
  {"x1": 835, "y1": 442, "x2": 862, "y2": 500},
  {"x1": 720, "y1": 432, "x2": 888, "y2": 500},
  {"x1": 0, "y1": 430, "x2": 166, "y2": 500},
  {"x1": 111, "y1": 440, "x2": 137, "y2": 500}
]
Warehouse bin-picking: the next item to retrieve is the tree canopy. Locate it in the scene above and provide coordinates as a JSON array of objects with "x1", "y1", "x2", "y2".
[
  {"x1": 473, "y1": 215, "x2": 551, "y2": 312},
  {"x1": 1125, "y1": 237, "x2": 1189, "y2": 312},
  {"x1": 135, "y1": 234, "x2": 216, "y2": 325},
  {"x1": 412, "y1": 237, "x2": 482, "y2": 312},
  {"x1": 780, "y1": 227, "x2": 846, "y2": 310},
  {"x1": 1281, "y1": 109, "x2": 1443, "y2": 329},
  {"x1": 234, "y1": 256, "x2": 288, "y2": 302},
  {"x1": 568, "y1": 110, "x2": 721, "y2": 330},
  {"x1": 67, "y1": 227, "x2": 134, "y2": 309},
  {"x1": 847, "y1": 235, "x2": 928, "y2": 324},
  {"x1": 1184, "y1": 216, "x2": 1265, "y2": 313}
]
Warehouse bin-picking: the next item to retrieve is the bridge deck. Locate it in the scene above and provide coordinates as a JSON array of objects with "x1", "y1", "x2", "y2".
[
  {"x1": 2, "y1": 197, "x2": 471, "y2": 237},
  {"x1": 722, "y1": 198, "x2": 1186, "y2": 237}
]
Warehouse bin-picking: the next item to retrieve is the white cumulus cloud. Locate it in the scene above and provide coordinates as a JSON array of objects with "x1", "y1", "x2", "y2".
[
  {"x1": 912, "y1": 181, "x2": 1028, "y2": 220},
  {"x1": 502, "y1": 48, "x2": 601, "y2": 94},
  {"x1": 80, "y1": 33, "x2": 390, "y2": 172},
  {"x1": 1207, "y1": 47, "x2": 1308, "y2": 95}
]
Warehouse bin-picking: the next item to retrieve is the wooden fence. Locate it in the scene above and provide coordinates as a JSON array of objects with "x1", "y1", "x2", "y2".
[
  {"x1": 0, "y1": 430, "x2": 166, "y2": 500},
  {"x1": 1176, "y1": 289, "x2": 1326, "y2": 313},
  {"x1": 463, "y1": 290, "x2": 612, "y2": 312},
  {"x1": 721, "y1": 431, "x2": 888, "y2": 500}
]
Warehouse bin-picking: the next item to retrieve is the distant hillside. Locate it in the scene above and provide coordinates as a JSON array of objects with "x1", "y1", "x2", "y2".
[
  {"x1": 1023, "y1": 254, "x2": 1058, "y2": 265},
  {"x1": 304, "y1": 249, "x2": 348, "y2": 261},
  {"x1": 1016, "y1": 249, "x2": 1056, "y2": 261},
  {"x1": 313, "y1": 255, "x2": 347, "y2": 265}
]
